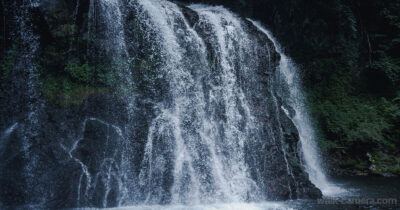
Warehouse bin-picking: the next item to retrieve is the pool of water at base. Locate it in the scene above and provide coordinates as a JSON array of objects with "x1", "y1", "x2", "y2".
[{"x1": 77, "y1": 176, "x2": 400, "y2": 210}]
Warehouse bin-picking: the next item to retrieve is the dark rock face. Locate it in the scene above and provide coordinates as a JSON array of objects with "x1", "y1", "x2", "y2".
[
  {"x1": 0, "y1": 0, "x2": 321, "y2": 208},
  {"x1": 0, "y1": 93, "x2": 130, "y2": 208},
  {"x1": 279, "y1": 108, "x2": 323, "y2": 199}
]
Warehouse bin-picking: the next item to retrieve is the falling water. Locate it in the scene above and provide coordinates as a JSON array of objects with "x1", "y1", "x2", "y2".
[
  {"x1": 16, "y1": 0, "x2": 42, "y2": 145},
  {"x1": 248, "y1": 20, "x2": 345, "y2": 196},
  {"x1": 87, "y1": 0, "x2": 96, "y2": 55},
  {"x1": 136, "y1": 1, "x2": 258, "y2": 203},
  {"x1": 66, "y1": 117, "x2": 128, "y2": 207},
  {"x1": 0, "y1": 0, "x2": 46, "y2": 207},
  {"x1": 1, "y1": 0, "x2": 327, "y2": 208},
  {"x1": 0, "y1": 123, "x2": 18, "y2": 156},
  {"x1": 0, "y1": 123, "x2": 18, "y2": 139},
  {"x1": 73, "y1": 0, "x2": 320, "y2": 206},
  {"x1": 106, "y1": 202, "x2": 293, "y2": 210}
]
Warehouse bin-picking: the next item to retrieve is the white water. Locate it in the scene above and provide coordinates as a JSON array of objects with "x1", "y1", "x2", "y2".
[
  {"x1": 136, "y1": 0, "x2": 258, "y2": 203},
  {"x1": 104, "y1": 202, "x2": 293, "y2": 210},
  {"x1": 73, "y1": 0, "x2": 329, "y2": 206},
  {"x1": 1, "y1": 123, "x2": 18, "y2": 139},
  {"x1": 0, "y1": 123, "x2": 19, "y2": 156},
  {"x1": 14, "y1": 2, "x2": 43, "y2": 200},
  {"x1": 65, "y1": 117, "x2": 128, "y2": 207},
  {"x1": 22, "y1": 0, "x2": 338, "y2": 207},
  {"x1": 0, "y1": 0, "x2": 352, "y2": 209},
  {"x1": 248, "y1": 19, "x2": 345, "y2": 196}
]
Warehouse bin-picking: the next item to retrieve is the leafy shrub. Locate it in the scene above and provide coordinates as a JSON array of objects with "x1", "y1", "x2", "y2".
[
  {"x1": 41, "y1": 75, "x2": 109, "y2": 108},
  {"x1": 65, "y1": 61, "x2": 95, "y2": 84}
]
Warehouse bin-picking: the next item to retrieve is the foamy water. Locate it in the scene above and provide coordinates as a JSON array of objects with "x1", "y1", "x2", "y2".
[
  {"x1": 248, "y1": 19, "x2": 347, "y2": 197},
  {"x1": 97, "y1": 202, "x2": 293, "y2": 210}
]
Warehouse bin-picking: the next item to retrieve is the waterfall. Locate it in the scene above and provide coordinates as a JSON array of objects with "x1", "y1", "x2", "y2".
[
  {"x1": 248, "y1": 20, "x2": 345, "y2": 196},
  {"x1": 15, "y1": 0, "x2": 42, "y2": 147},
  {"x1": 0, "y1": 0, "x2": 46, "y2": 207},
  {"x1": 1, "y1": 0, "x2": 327, "y2": 208},
  {"x1": 136, "y1": 1, "x2": 258, "y2": 203}
]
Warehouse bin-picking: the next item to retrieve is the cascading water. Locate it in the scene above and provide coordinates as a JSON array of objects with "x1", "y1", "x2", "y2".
[
  {"x1": 0, "y1": 123, "x2": 18, "y2": 156},
  {"x1": 0, "y1": 0, "x2": 47, "y2": 207},
  {"x1": 0, "y1": 0, "x2": 328, "y2": 209},
  {"x1": 248, "y1": 20, "x2": 345, "y2": 197},
  {"x1": 14, "y1": 0, "x2": 42, "y2": 149},
  {"x1": 136, "y1": 1, "x2": 259, "y2": 203}
]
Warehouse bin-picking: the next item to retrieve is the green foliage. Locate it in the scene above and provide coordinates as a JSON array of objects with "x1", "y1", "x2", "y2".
[
  {"x1": 315, "y1": 97, "x2": 390, "y2": 146},
  {"x1": 371, "y1": 55, "x2": 400, "y2": 84},
  {"x1": 65, "y1": 61, "x2": 95, "y2": 84},
  {"x1": 52, "y1": 24, "x2": 77, "y2": 38},
  {"x1": 369, "y1": 151, "x2": 400, "y2": 175},
  {"x1": 36, "y1": 4, "x2": 120, "y2": 105},
  {"x1": 98, "y1": 70, "x2": 118, "y2": 86},
  {"x1": 311, "y1": 76, "x2": 400, "y2": 158},
  {"x1": 268, "y1": 0, "x2": 400, "y2": 174},
  {"x1": 40, "y1": 57, "x2": 119, "y2": 106},
  {"x1": 40, "y1": 55, "x2": 119, "y2": 106},
  {"x1": 388, "y1": 166, "x2": 400, "y2": 174},
  {"x1": 0, "y1": 42, "x2": 18, "y2": 82},
  {"x1": 41, "y1": 75, "x2": 109, "y2": 108}
]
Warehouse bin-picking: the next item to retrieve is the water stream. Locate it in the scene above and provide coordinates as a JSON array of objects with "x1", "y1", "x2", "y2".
[{"x1": 2, "y1": 0, "x2": 376, "y2": 209}]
